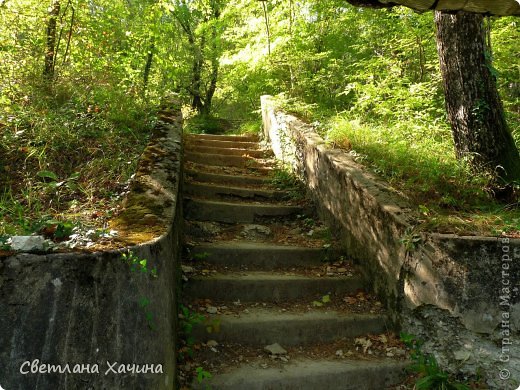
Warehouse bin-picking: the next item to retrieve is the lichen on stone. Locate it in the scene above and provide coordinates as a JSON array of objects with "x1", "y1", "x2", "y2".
[{"x1": 107, "y1": 109, "x2": 183, "y2": 246}]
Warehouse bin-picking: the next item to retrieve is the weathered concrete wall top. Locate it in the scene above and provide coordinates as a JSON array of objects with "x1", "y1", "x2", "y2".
[
  {"x1": 0, "y1": 107, "x2": 183, "y2": 390},
  {"x1": 261, "y1": 95, "x2": 520, "y2": 388}
]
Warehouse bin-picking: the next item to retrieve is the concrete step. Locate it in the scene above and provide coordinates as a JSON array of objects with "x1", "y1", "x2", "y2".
[
  {"x1": 186, "y1": 162, "x2": 274, "y2": 177},
  {"x1": 186, "y1": 138, "x2": 260, "y2": 150},
  {"x1": 184, "y1": 198, "x2": 302, "y2": 223},
  {"x1": 185, "y1": 152, "x2": 265, "y2": 168},
  {"x1": 184, "y1": 272, "x2": 364, "y2": 302},
  {"x1": 194, "y1": 358, "x2": 407, "y2": 390},
  {"x1": 185, "y1": 145, "x2": 270, "y2": 158},
  {"x1": 189, "y1": 241, "x2": 329, "y2": 268},
  {"x1": 192, "y1": 308, "x2": 388, "y2": 346},
  {"x1": 185, "y1": 169, "x2": 271, "y2": 186},
  {"x1": 185, "y1": 182, "x2": 288, "y2": 201},
  {"x1": 187, "y1": 134, "x2": 258, "y2": 142}
]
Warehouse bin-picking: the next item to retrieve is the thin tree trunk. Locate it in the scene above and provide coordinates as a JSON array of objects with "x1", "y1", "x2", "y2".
[
  {"x1": 191, "y1": 36, "x2": 205, "y2": 113},
  {"x1": 416, "y1": 35, "x2": 425, "y2": 82},
  {"x1": 44, "y1": 0, "x2": 60, "y2": 80},
  {"x1": 434, "y1": 11, "x2": 520, "y2": 197},
  {"x1": 61, "y1": 0, "x2": 75, "y2": 67},
  {"x1": 260, "y1": 0, "x2": 271, "y2": 56},
  {"x1": 143, "y1": 41, "x2": 155, "y2": 90},
  {"x1": 201, "y1": 4, "x2": 221, "y2": 115}
]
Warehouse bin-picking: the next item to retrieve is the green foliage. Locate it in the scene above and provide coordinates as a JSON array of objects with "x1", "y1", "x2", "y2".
[
  {"x1": 0, "y1": 235, "x2": 11, "y2": 251},
  {"x1": 401, "y1": 333, "x2": 470, "y2": 390},
  {"x1": 121, "y1": 251, "x2": 158, "y2": 329},
  {"x1": 312, "y1": 293, "x2": 331, "y2": 307},
  {"x1": 399, "y1": 228, "x2": 422, "y2": 252},
  {"x1": 269, "y1": 167, "x2": 304, "y2": 200},
  {"x1": 0, "y1": 0, "x2": 185, "y2": 236},
  {"x1": 196, "y1": 366, "x2": 212, "y2": 388},
  {"x1": 121, "y1": 250, "x2": 158, "y2": 277},
  {"x1": 184, "y1": 114, "x2": 233, "y2": 135},
  {"x1": 1, "y1": 0, "x2": 518, "y2": 236},
  {"x1": 204, "y1": 317, "x2": 221, "y2": 334},
  {"x1": 192, "y1": 251, "x2": 211, "y2": 261},
  {"x1": 212, "y1": 1, "x2": 519, "y2": 233},
  {"x1": 179, "y1": 304, "x2": 205, "y2": 351}
]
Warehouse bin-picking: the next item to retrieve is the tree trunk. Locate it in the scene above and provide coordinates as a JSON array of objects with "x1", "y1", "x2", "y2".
[
  {"x1": 201, "y1": 4, "x2": 221, "y2": 116},
  {"x1": 190, "y1": 38, "x2": 205, "y2": 113},
  {"x1": 43, "y1": 0, "x2": 60, "y2": 80},
  {"x1": 260, "y1": 0, "x2": 271, "y2": 56},
  {"x1": 143, "y1": 41, "x2": 155, "y2": 90},
  {"x1": 434, "y1": 11, "x2": 520, "y2": 197}
]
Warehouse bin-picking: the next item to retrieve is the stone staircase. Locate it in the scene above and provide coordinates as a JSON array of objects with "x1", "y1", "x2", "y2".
[{"x1": 180, "y1": 134, "x2": 409, "y2": 389}]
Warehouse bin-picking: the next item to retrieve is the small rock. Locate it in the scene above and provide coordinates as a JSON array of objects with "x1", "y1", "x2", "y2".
[
  {"x1": 386, "y1": 352, "x2": 394, "y2": 357},
  {"x1": 10, "y1": 236, "x2": 50, "y2": 252},
  {"x1": 186, "y1": 221, "x2": 221, "y2": 237},
  {"x1": 280, "y1": 357, "x2": 289, "y2": 363},
  {"x1": 355, "y1": 337, "x2": 373, "y2": 354},
  {"x1": 335, "y1": 349, "x2": 344, "y2": 357},
  {"x1": 454, "y1": 350, "x2": 471, "y2": 361},
  {"x1": 336, "y1": 267, "x2": 348, "y2": 273},
  {"x1": 181, "y1": 265, "x2": 195, "y2": 273},
  {"x1": 206, "y1": 306, "x2": 218, "y2": 314},
  {"x1": 260, "y1": 363, "x2": 268, "y2": 369},
  {"x1": 207, "y1": 340, "x2": 219, "y2": 347},
  {"x1": 264, "y1": 343, "x2": 287, "y2": 356},
  {"x1": 241, "y1": 224, "x2": 272, "y2": 239},
  {"x1": 51, "y1": 278, "x2": 62, "y2": 288}
]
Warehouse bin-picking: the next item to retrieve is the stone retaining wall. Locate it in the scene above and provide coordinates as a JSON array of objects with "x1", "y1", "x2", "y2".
[
  {"x1": 261, "y1": 95, "x2": 520, "y2": 388},
  {"x1": 0, "y1": 107, "x2": 183, "y2": 390}
]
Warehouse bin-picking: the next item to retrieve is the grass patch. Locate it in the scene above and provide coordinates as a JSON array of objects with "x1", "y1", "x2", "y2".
[
  {"x1": 0, "y1": 80, "x2": 154, "y2": 236},
  {"x1": 182, "y1": 110, "x2": 262, "y2": 137},
  {"x1": 269, "y1": 167, "x2": 306, "y2": 201},
  {"x1": 183, "y1": 113, "x2": 234, "y2": 135},
  {"x1": 320, "y1": 114, "x2": 519, "y2": 236}
]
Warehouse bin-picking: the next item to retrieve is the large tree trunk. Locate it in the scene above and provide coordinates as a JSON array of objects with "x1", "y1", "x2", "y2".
[
  {"x1": 43, "y1": 0, "x2": 60, "y2": 79},
  {"x1": 434, "y1": 11, "x2": 520, "y2": 197}
]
